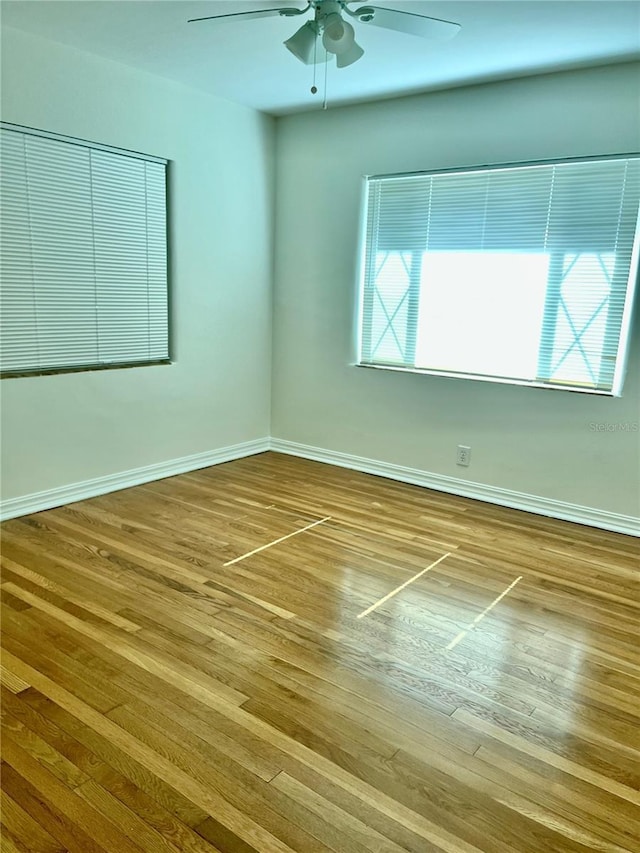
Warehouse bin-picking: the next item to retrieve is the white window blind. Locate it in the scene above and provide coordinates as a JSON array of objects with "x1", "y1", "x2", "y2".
[
  {"x1": 358, "y1": 156, "x2": 640, "y2": 395},
  {"x1": 0, "y1": 123, "x2": 169, "y2": 376}
]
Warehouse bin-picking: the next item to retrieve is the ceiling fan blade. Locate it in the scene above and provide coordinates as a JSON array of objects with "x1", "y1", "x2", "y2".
[
  {"x1": 188, "y1": 6, "x2": 307, "y2": 24},
  {"x1": 352, "y1": 5, "x2": 460, "y2": 41}
]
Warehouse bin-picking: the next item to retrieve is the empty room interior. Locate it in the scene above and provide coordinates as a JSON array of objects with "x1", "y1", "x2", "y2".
[{"x1": 1, "y1": 1, "x2": 639, "y2": 851}]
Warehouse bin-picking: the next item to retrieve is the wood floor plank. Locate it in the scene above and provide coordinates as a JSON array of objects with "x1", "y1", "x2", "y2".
[
  {"x1": 1, "y1": 711, "x2": 89, "y2": 789},
  {"x1": 105, "y1": 702, "x2": 353, "y2": 853},
  {"x1": 74, "y1": 779, "x2": 206, "y2": 853},
  {"x1": 0, "y1": 655, "x2": 298, "y2": 852},
  {"x1": 86, "y1": 763, "x2": 219, "y2": 853},
  {"x1": 391, "y1": 746, "x2": 636, "y2": 853},
  {"x1": 0, "y1": 789, "x2": 67, "y2": 853},
  {"x1": 0, "y1": 832, "x2": 23, "y2": 853},
  {"x1": 452, "y1": 707, "x2": 640, "y2": 805},
  {"x1": 2, "y1": 451, "x2": 638, "y2": 853},
  {"x1": 1, "y1": 760, "x2": 110, "y2": 853},
  {"x1": 471, "y1": 744, "x2": 640, "y2": 851},
  {"x1": 0, "y1": 685, "x2": 104, "y2": 779},
  {"x1": 2, "y1": 736, "x2": 146, "y2": 853},
  {"x1": 0, "y1": 664, "x2": 31, "y2": 695},
  {"x1": 1, "y1": 584, "x2": 248, "y2": 710},
  {"x1": 15, "y1": 689, "x2": 212, "y2": 832},
  {"x1": 1, "y1": 556, "x2": 142, "y2": 632}
]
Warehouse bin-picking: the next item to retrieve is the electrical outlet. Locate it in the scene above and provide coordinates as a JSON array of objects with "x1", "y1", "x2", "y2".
[{"x1": 456, "y1": 445, "x2": 471, "y2": 467}]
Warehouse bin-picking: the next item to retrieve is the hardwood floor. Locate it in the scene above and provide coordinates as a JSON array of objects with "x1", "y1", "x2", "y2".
[{"x1": 1, "y1": 451, "x2": 639, "y2": 853}]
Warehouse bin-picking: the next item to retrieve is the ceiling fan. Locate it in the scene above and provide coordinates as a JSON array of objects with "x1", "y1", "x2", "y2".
[{"x1": 188, "y1": 1, "x2": 461, "y2": 68}]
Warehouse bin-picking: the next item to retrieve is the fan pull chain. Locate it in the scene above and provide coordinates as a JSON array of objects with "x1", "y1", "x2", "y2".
[
  {"x1": 323, "y1": 48, "x2": 329, "y2": 110},
  {"x1": 310, "y1": 31, "x2": 318, "y2": 95}
]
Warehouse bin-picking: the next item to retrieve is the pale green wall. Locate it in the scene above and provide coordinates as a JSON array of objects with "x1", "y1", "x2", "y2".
[
  {"x1": 272, "y1": 63, "x2": 640, "y2": 516},
  {"x1": 0, "y1": 27, "x2": 275, "y2": 499},
  {"x1": 2, "y1": 29, "x2": 638, "y2": 520}
]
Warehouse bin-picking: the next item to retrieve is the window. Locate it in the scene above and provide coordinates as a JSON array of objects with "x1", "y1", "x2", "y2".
[
  {"x1": 358, "y1": 156, "x2": 640, "y2": 395},
  {"x1": 0, "y1": 123, "x2": 169, "y2": 377}
]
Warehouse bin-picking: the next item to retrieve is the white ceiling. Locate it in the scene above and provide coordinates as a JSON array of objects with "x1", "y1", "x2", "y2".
[{"x1": 3, "y1": 0, "x2": 639, "y2": 115}]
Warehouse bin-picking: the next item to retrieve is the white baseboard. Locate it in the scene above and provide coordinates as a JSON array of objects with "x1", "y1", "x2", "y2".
[
  {"x1": 270, "y1": 438, "x2": 639, "y2": 537},
  {"x1": 0, "y1": 437, "x2": 270, "y2": 522},
  {"x1": 2, "y1": 435, "x2": 637, "y2": 536}
]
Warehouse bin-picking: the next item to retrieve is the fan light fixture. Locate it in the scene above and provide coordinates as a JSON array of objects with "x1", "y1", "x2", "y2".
[
  {"x1": 321, "y1": 13, "x2": 355, "y2": 55},
  {"x1": 336, "y1": 41, "x2": 364, "y2": 67},
  {"x1": 284, "y1": 21, "x2": 324, "y2": 64}
]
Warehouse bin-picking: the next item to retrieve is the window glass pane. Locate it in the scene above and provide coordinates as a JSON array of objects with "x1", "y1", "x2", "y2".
[
  {"x1": 547, "y1": 253, "x2": 615, "y2": 387},
  {"x1": 368, "y1": 251, "x2": 410, "y2": 363},
  {"x1": 415, "y1": 252, "x2": 549, "y2": 379}
]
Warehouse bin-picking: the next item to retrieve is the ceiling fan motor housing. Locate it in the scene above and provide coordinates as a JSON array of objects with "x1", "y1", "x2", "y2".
[
  {"x1": 311, "y1": 1, "x2": 357, "y2": 56},
  {"x1": 314, "y1": 1, "x2": 344, "y2": 26}
]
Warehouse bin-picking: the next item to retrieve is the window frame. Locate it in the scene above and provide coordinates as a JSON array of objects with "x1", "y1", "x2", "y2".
[{"x1": 355, "y1": 153, "x2": 640, "y2": 397}]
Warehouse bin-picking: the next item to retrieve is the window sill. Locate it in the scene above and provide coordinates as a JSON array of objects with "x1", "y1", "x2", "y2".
[
  {"x1": 1, "y1": 359, "x2": 172, "y2": 380},
  {"x1": 354, "y1": 362, "x2": 615, "y2": 396}
]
